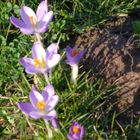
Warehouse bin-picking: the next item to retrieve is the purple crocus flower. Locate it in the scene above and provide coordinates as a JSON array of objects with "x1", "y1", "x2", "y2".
[
  {"x1": 10, "y1": 1, "x2": 53, "y2": 34},
  {"x1": 66, "y1": 46, "x2": 83, "y2": 84},
  {"x1": 66, "y1": 46, "x2": 83, "y2": 66},
  {"x1": 20, "y1": 42, "x2": 61, "y2": 74},
  {"x1": 67, "y1": 121, "x2": 84, "y2": 140},
  {"x1": 17, "y1": 84, "x2": 59, "y2": 120}
]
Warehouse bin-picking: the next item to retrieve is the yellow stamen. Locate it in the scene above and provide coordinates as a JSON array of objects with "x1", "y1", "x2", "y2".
[
  {"x1": 41, "y1": 57, "x2": 45, "y2": 68},
  {"x1": 72, "y1": 49, "x2": 78, "y2": 57},
  {"x1": 34, "y1": 58, "x2": 45, "y2": 68},
  {"x1": 34, "y1": 59, "x2": 41, "y2": 68},
  {"x1": 73, "y1": 126, "x2": 79, "y2": 134},
  {"x1": 29, "y1": 16, "x2": 37, "y2": 26},
  {"x1": 37, "y1": 101, "x2": 45, "y2": 110}
]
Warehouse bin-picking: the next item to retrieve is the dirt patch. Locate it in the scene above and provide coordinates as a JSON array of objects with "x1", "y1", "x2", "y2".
[{"x1": 71, "y1": 15, "x2": 140, "y2": 120}]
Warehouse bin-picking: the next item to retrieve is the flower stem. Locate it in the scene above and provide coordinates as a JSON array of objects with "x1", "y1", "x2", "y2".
[
  {"x1": 56, "y1": 34, "x2": 62, "y2": 49},
  {"x1": 71, "y1": 64, "x2": 78, "y2": 85},
  {"x1": 44, "y1": 73, "x2": 50, "y2": 85},
  {"x1": 49, "y1": 69, "x2": 52, "y2": 81},
  {"x1": 35, "y1": 33, "x2": 43, "y2": 47},
  {"x1": 44, "y1": 119, "x2": 53, "y2": 140}
]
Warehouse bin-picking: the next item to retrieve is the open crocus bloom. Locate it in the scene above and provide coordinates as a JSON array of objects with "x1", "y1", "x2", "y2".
[
  {"x1": 17, "y1": 84, "x2": 59, "y2": 120},
  {"x1": 66, "y1": 46, "x2": 84, "y2": 66},
  {"x1": 20, "y1": 42, "x2": 61, "y2": 74},
  {"x1": 67, "y1": 121, "x2": 84, "y2": 140},
  {"x1": 10, "y1": 1, "x2": 53, "y2": 34}
]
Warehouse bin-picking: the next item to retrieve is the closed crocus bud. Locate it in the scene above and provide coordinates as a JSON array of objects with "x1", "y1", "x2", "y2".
[{"x1": 66, "y1": 46, "x2": 84, "y2": 84}]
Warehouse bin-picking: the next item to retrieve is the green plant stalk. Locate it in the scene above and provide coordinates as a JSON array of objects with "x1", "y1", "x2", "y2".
[
  {"x1": 44, "y1": 73, "x2": 50, "y2": 84},
  {"x1": 35, "y1": 33, "x2": 43, "y2": 47},
  {"x1": 44, "y1": 119, "x2": 53, "y2": 139},
  {"x1": 49, "y1": 69, "x2": 52, "y2": 81}
]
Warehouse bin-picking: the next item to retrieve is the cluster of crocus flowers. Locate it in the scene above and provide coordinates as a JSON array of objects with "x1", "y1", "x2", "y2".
[
  {"x1": 20, "y1": 42, "x2": 61, "y2": 74},
  {"x1": 10, "y1": 1, "x2": 53, "y2": 35},
  {"x1": 67, "y1": 121, "x2": 84, "y2": 140},
  {"x1": 66, "y1": 46, "x2": 84, "y2": 84},
  {"x1": 10, "y1": 0, "x2": 85, "y2": 139},
  {"x1": 10, "y1": 1, "x2": 60, "y2": 138}
]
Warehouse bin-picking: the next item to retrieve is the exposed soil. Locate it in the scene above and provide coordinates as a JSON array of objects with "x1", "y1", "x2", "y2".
[{"x1": 69, "y1": 14, "x2": 140, "y2": 122}]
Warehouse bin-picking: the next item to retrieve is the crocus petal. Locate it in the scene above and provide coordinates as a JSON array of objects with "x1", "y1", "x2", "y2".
[
  {"x1": 77, "y1": 50, "x2": 84, "y2": 61},
  {"x1": 20, "y1": 6, "x2": 37, "y2": 27},
  {"x1": 20, "y1": 57, "x2": 41, "y2": 74},
  {"x1": 20, "y1": 27, "x2": 34, "y2": 35},
  {"x1": 29, "y1": 111, "x2": 43, "y2": 119},
  {"x1": 48, "y1": 95, "x2": 59, "y2": 111},
  {"x1": 67, "y1": 134, "x2": 75, "y2": 140},
  {"x1": 35, "y1": 23, "x2": 48, "y2": 33},
  {"x1": 44, "y1": 110, "x2": 56, "y2": 120},
  {"x1": 35, "y1": 11, "x2": 53, "y2": 33},
  {"x1": 70, "y1": 56, "x2": 79, "y2": 65},
  {"x1": 47, "y1": 54, "x2": 61, "y2": 68},
  {"x1": 10, "y1": 16, "x2": 26, "y2": 28},
  {"x1": 36, "y1": 0, "x2": 48, "y2": 21},
  {"x1": 42, "y1": 84, "x2": 55, "y2": 102},
  {"x1": 42, "y1": 11, "x2": 53, "y2": 23},
  {"x1": 66, "y1": 46, "x2": 73, "y2": 59},
  {"x1": 17, "y1": 102, "x2": 34, "y2": 115},
  {"x1": 51, "y1": 118, "x2": 58, "y2": 128},
  {"x1": 47, "y1": 43, "x2": 58, "y2": 54},
  {"x1": 36, "y1": 11, "x2": 53, "y2": 33},
  {"x1": 45, "y1": 43, "x2": 58, "y2": 60},
  {"x1": 25, "y1": 66, "x2": 41, "y2": 74},
  {"x1": 10, "y1": 16, "x2": 34, "y2": 34},
  {"x1": 32, "y1": 42, "x2": 46, "y2": 60},
  {"x1": 20, "y1": 57, "x2": 34, "y2": 67},
  {"x1": 73, "y1": 135, "x2": 79, "y2": 140},
  {"x1": 29, "y1": 87, "x2": 44, "y2": 109}
]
